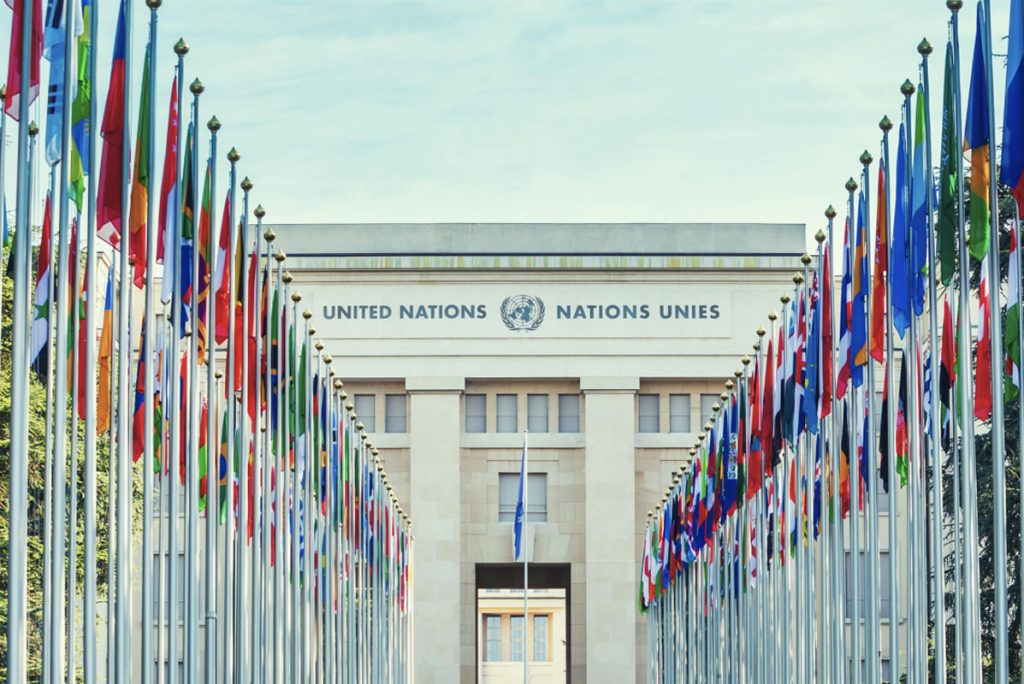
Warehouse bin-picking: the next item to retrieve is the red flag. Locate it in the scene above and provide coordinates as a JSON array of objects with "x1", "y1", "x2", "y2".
[
  {"x1": 974, "y1": 257, "x2": 993, "y2": 421},
  {"x1": 761, "y1": 336, "x2": 775, "y2": 474},
  {"x1": 870, "y1": 162, "x2": 888, "y2": 362},
  {"x1": 213, "y1": 195, "x2": 232, "y2": 343},
  {"x1": 156, "y1": 77, "x2": 178, "y2": 263},
  {"x1": 4, "y1": 0, "x2": 43, "y2": 121},
  {"x1": 96, "y1": 4, "x2": 126, "y2": 246}
]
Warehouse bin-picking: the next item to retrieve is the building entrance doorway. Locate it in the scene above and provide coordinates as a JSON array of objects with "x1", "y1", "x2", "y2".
[{"x1": 475, "y1": 564, "x2": 570, "y2": 684}]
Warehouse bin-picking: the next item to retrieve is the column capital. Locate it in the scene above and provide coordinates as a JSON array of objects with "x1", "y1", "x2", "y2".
[
  {"x1": 405, "y1": 376, "x2": 465, "y2": 394},
  {"x1": 579, "y1": 376, "x2": 639, "y2": 394}
]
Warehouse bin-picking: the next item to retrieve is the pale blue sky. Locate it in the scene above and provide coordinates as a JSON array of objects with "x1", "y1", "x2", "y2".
[{"x1": 6, "y1": 1, "x2": 1013, "y2": 243}]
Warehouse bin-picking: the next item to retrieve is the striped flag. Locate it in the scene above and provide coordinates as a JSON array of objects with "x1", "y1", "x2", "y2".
[
  {"x1": 4, "y1": 0, "x2": 44, "y2": 121},
  {"x1": 97, "y1": 268, "x2": 113, "y2": 433},
  {"x1": 964, "y1": 1, "x2": 992, "y2": 261},
  {"x1": 30, "y1": 192, "x2": 52, "y2": 379}
]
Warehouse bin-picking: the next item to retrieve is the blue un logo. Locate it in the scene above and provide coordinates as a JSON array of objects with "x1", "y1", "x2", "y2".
[{"x1": 500, "y1": 294, "x2": 545, "y2": 332}]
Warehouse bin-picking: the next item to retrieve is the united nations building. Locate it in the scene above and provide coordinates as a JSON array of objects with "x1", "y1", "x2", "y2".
[{"x1": 270, "y1": 221, "x2": 804, "y2": 682}]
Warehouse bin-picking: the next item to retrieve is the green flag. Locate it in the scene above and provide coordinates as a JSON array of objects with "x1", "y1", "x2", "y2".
[{"x1": 937, "y1": 42, "x2": 959, "y2": 285}]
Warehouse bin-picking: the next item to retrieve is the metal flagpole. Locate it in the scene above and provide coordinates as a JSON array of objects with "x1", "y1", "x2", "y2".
[
  {"x1": 203, "y1": 114, "x2": 219, "y2": 684},
  {"x1": 42, "y1": 164, "x2": 56, "y2": 684},
  {"x1": 261, "y1": 219, "x2": 275, "y2": 684},
  {"x1": 167, "y1": 39, "x2": 187, "y2": 684},
  {"x1": 273, "y1": 252, "x2": 286, "y2": 683},
  {"x1": 918, "y1": 37, "x2": 948, "y2": 684},
  {"x1": 141, "y1": 6, "x2": 159, "y2": 682},
  {"x1": 5, "y1": 0, "x2": 38, "y2": 642},
  {"x1": 69, "y1": 216, "x2": 81, "y2": 684},
  {"x1": 281, "y1": 270, "x2": 294, "y2": 683},
  {"x1": 1017, "y1": 202, "x2": 1024, "y2": 684},
  {"x1": 300, "y1": 307, "x2": 312, "y2": 681},
  {"x1": 221, "y1": 146, "x2": 239, "y2": 683},
  {"x1": 948, "y1": 3, "x2": 981, "y2": 681},
  {"x1": 824, "y1": 205, "x2": 844, "y2": 684},
  {"x1": 290, "y1": 286, "x2": 302, "y2": 683},
  {"x1": 845, "y1": 176, "x2": 862, "y2": 684},
  {"x1": 980, "y1": 3, "x2": 1009, "y2": 681},
  {"x1": 115, "y1": 0, "x2": 135, "y2": 675},
  {"x1": 792, "y1": 269, "x2": 806, "y2": 684},
  {"x1": 82, "y1": 0, "x2": 99, "y2": 675},
  {"x1": 523, "y1": 428, "x2": 529, "y2": 684},
  {"x1": 237, "y1": 173, "x2": 252, "y2": 682},
  {"x1": 861, "y1": 148, "x2": 882, "y2": 684},
  {"x1": 185, "y1": 77, "x2": 203, "y2": 684},
  {"x1": 249, "y1": 203, "x2": 263, "y2": 682}
]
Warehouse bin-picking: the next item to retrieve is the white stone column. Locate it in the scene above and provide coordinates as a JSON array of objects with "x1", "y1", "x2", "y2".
[
  {"x1": 408, "y1": 377, "x2": 464, "y2": 683},
  {"x1": 581, "y1": 376, "x2": 638, "y2": 682}
]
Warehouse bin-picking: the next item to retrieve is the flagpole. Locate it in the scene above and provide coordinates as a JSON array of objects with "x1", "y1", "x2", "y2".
[
  {"x1": 979, "y1": 3, "x2": 1010, "y2": 681},
  {"x1": 42, "y1": 166, "x2": 57, "y2": 684},
  {"x1": 236, "y1": 173, "x2": 253, "y2": 683},
  {"x1": 1016, "y1": 201, "x2": 1024, "y2": 684},
  {"x1": 845, "y1": 175, "x2": 862, "y2": 684},
  {"x1": 69, "y1": 226, "x2": 81, "y2": 684},
  {"x1": 524, "y1": 428, "x2": 532, "y2": 684},
  {"x1": 221, "y1": 145, "x2": 239, "y2": 684},
  {"x1": 185, "y1": 77, "x2": 203, "y2": 684},
  {"x1": 203, "y1": 114, "x2": 220, "y2": 684}
]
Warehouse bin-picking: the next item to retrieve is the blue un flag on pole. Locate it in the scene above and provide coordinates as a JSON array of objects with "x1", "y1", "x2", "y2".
[{"x1": 513, "y1": 435, "x2": 528, "y2": 562}]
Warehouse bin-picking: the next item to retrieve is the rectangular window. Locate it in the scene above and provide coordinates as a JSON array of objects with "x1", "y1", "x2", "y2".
[
  {"x1": 533, "y1": 614, "x2": 549, "y2": 661},
  {"x1": 638, "y1": 394, "x2": 660, "y2": 433},
  {"x1": 510, "y1": 615, "x2": 525, "y2": 662},
  {"x1": 484, "y1": 615, "x2": 501, "y2": 662},
  {"x1": 497, "y1": 394, "x2": 518, "y2": 433},
  {"x1": 498, "y1": 472, "x2": 548, "y2": 523},
  {"x1": 384, "y1": 394, "x2": 407, "y2": 433},
  {"x1": 669, "y1": 394, "x2": 691, "y2": 433},
  {"x1": 527, "y1": 394, "x2": 549, "y2": 433},
  {"x1": 700, "y1": 394, "x2": 718, "y2": 429},
  {"x1": 465, "y1": 394, "x2": 486, "y2": 433},
  {"x1": 844, "y1": 551, "x2": 892, "y2": 620},
  {"x1": 558, "y1": 394, "x2": 580, "y2": 433},
  {"x1": 354, "y1": 394, "x2": 376, "y2": 433}
]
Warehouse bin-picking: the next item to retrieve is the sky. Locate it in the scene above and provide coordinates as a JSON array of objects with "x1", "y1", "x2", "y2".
[{"x1": 2, "y1": 1, "x2": 1014, "y2": 247}]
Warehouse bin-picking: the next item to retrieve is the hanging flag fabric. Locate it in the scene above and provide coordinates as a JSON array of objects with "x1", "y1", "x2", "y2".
[
  {"x1": 30, "y1": 192, "x2": 52, "y2": 380},
  {"x1": 891, "y1": 122, "x2": 911, "y2": 338},
  {"x1": 939, "y1": 296, "x2": 955, "y2": 451},
  {"x1": 131, "y1": 322, "x2": 149, "y2": 463},
  {"x1": 975, "y1": 255, "x2": 993, "y2": 421},
  {"x1": 910, "y1": 86, "x2": 928, "y2": 316},
  {"x1": 820, "y1": 247, "x2": 834, "y2": 418},
  {"x1": 870, "y1": 160, "x2": 888, "y2": 362},
  {"x1": 879, "y1": 359, "x2": 892, "y2": 493},
  {"x1": 836, "y1": 219, "x2": 852, "y2": 398},
  {"x1": 513, "y1": 437, "x2": 527, "y2": 561},
  {"x1": 1003, "y1": 0, "x2": 1024, "y2": 208},
  {"x1": 964, "y1": 1, "x2": 992, "y2": 261},
  {"x1": 95, "y1": 2, "x2": 124, "y2": 246},
  {"x1": 97, "y1": 268, "x2": 113, "y2": 433},
  {"x1": 1007, "y1": 228, "x2": 1022, "y2": 402},
  {"x1": 128, "y1": 41, "x2": 152, "y2": 287},
  {"x1": 68, "y1": 0, "x2": 88, "y2": 210},
  {"x1": 938, "y1": 42, "x2": 959, "y2": 286},
  {"x1": 196, "y1": 160, "x2": 213, "y2": 361},
  {"x1": 4, "y1": 0, "x2": 44, "y2": 121},
  {"x1": 803, "y1": 267, "x2": 820, "y2": 436},
  {"x1": 44, "y1": 0, "x2": 71, "y2": 167},
  {"x1": 851, "y1": 191, "x2": 868, "y2": 388},
  {"x1": 158, "y1": 77, "x2": 179, "y2": 303},
  {"x1": 761, "y1": 336, "x2": 775, "y2": 474},
  {"x1": 896, "y1": 349, "x2": 910, "y2": 487},
  {"x1": 176, "y1": 122, "x2": 196, "y2": 331},
  {"x1": 213, "y1": 194, "x2": 232, "y2": 344},
  {"x1": 198, "y1": 399, "x2": 209, "y2": 511}
]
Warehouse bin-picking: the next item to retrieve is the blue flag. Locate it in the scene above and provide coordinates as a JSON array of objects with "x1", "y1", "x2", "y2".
[
  {"x1": 1002, "y1": 0, "x2": 1024, "y2": 205},
  {"x1": 803, "y1": 271, "x2": 821, "y2": 435},
  {"x1": 911, "y1": 86, "x2": 928, "y2": 316},
  {"x1": 851, "y1": 191, "x2": 868, "y2": 388},
  {"x1": 513, "y1": 436, "x2": 527, "y2": 562},
  {"x1": 891, "y1": 122, "x2": 911, "y2": 338}
]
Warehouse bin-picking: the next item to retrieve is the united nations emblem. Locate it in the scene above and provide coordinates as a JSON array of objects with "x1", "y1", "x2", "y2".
[{"x1": 500, "y1": 294, "x2": 545, "y2": 332}]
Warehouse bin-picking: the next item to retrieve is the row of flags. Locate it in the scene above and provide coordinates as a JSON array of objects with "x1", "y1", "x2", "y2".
[
  {"x1": 642, "y1": 2, "x2": 1024, "y2": 683},
  {"x1": 3, "y1": 2, "x2": 414, "y2": 684}
]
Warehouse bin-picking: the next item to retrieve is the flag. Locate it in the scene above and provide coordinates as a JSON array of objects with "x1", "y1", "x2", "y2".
[
  {"x1": 30, "y1": 193, "x2": 52, "y2": 379},
  {"x1": 68, "y1": 0, "x2": 88, "y2": 209},
  {"x1": 896, "y1": 349, "x2": 910, "y2": 487},
  {"x1": 97, "y1": 268, "x2": 113, "y2": 433},
  {"x1": 940, "y1": 294, "x2": 956, "y2": 451},
  {"x1": 5, "y1": 0, "x2": 44, "y2": 121},
  {"x1": 879, "y1": 360, "x2": 893, "y2": 493},
  {"x1": 892, "y1": 122, "x2": 911, "y2": 338},
  {"x1": 177, "y1": 122, "x2": 195, "y2": 320},
  {"x1": 44, "y1": 0, "x2": 77, "y2": 166},
  {"x1": 1007, "y1": 227, "x2": 1022, "y2": 401},
  {"x1": 198, "y1": 399, "x2": 209, "y2": 511},
  {"x1": 938, "y1": 42, "x2": 959, "y2": 285},
  {"x1": 851, "y1": 189, "x2": 870, "y2": 381},
  {"x1": 213, "y1": 194, "x2": 232, "y2": 344},
  {"x1": 131, "y1": 322, "x2": 149, "y2": 463},
  {"x1": 158, "y1": 76, "x2": 179, "y2": 303},
  {"x1": 513, "y1": 437, "x2": 527, "y2": 562},
  {"x1": 1003, "y1": 0, "x2": 1024, "y2": 208},
  {"x1": 910, "y1": 85, "x2": 928, "y2": 316},
  {"x1": 218, "y1": 407, "x2": 230, "y2": 524},
  {"x1": 839, "y1": 407, "x2": 851, "y2": 516},
  {"x1": 975, "y1": 255, "x2": 993, "y2": 421},
  {"x1": 820, "y1": 246, "x2": 834, "y2": 418},
  {"x1": 127, "y1": 40, "x2": 151, "y2": 287},
  {"x1": 95, "y1": 2, "x2": 124, "y2": 246},
  {"x1": 196, "y1": 160, "x2": 212, "y2": 361},
  {"x1": 761, "y1": 336, "x2": 775, "y2": 474},
  {"x1": 870, "y1": 159, "x2": 888, "y2": 362},
  {"x1": 837, "y1": 218, "x2": 852, "y2": 398},
  {"x1": 803, "y1": 266, "x2": 820, "y2": 436},
  {"x1": 964, "y1": 1, "x2": 991, "y2": 261}
]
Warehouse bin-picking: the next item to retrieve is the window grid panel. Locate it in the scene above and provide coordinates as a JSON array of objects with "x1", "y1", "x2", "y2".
[
  {"x1": 638, "y1": 394, "x2": 660, "y2": 433},
  {"x1": 669, "y1": 393, "x2": 692, "y2": 433},
  {"x1": 484, "y1": 615, "x2": 501, "y2": 662},
  {"x1": 498, "y1": 472, "x2": 548, "y2": 522},
  {"x1": 700, "y1": 394, "x2": 718, "y2": 428},
  {"x1": 510, "y1": 615, "x2": 525, "y2": 662},
  {"x1": 496, "y1": 394, "x2": 518, "y2": 433},
  {"x1": 527, "y1": 394, "x2": 549, "y2": 433},
  {"x1": 558, "y1": 394, "x2": 580, "y2": 433},
  {"x1": 384, "y1": 394, "x2": 407, "y2": 433},
  {"x1": 533, "y1": 614, "x2": 548, "y2": 661},
  {"x1": 354, "y1": 394, "x2": 376, "y2": 433},
  {"x1": 465, "y1": 394, "x2": 486, "y2": 433}
]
